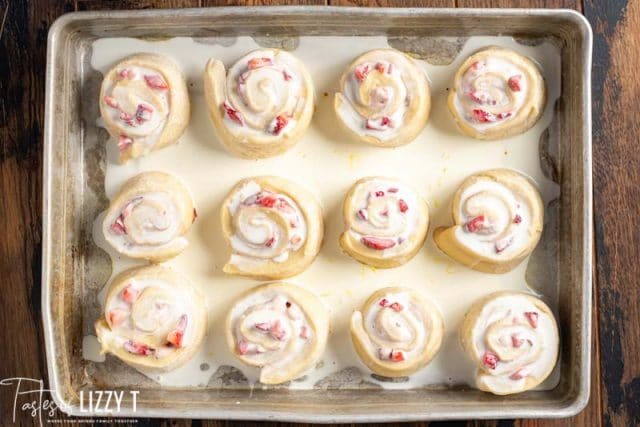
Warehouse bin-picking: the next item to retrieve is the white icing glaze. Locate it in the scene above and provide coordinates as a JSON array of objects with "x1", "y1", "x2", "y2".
[
  {"x1": 454, "y1": 180, "x2": 531, "y2": 259},
  {"x1": 101, "y1": 278, "x2": 199, "y2": 360},
  {"x1": 103, "y1": 191, "x2": 188, "y2": 257},
  {"x1": 353, "y1": 292, "x2": 428, "y2": 364},
  {"x1": 226, "y1": 180, "x2": 307, "y2": 269},
  {"x1": 346, "y1": 179, "x2": 420, "y2": 258},
  {"x1": 452, "y1": 56, "x2": 531, "y2": 131},
  {"x1": 229, "y1": 290, "x2": 314, "y2": 376},
  {"x1": 222, "y1": 50, "x2": 306, "y2": 138},
  {"x1": 336, "y1": 52, "x2": 423, "y2": 141},
  {"x1": 101, "y1": 66, "x2": 170, "y2": 151},
  {"x1": 469, "y1": 294, "x2": 558, "y2": 394}
]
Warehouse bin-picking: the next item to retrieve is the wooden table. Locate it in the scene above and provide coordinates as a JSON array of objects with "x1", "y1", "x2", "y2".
[{"x1": 0, "y1": 0, "x2": 636, "y2": 425}]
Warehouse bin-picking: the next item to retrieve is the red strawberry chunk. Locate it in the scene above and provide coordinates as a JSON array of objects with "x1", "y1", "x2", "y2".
[
  {"x1": 390, "y1": 350, "x2": 405, "y2": 362},
  {"x1": 524, "y1": 311, "x2": 539, "y2": 328},
  {"x1": 282, "y1": 70, "x2": 292, "y2": 81},
  {"x1": 357, "y1": 209, "x2": 368, "y2": 220},
  {"x1": 390, "y1": 302, "x2": 404, "y2": 312},
  {"x1": 379, "y1": 298, "x2": 389, "y2": 307},
  {"x1": 495, "y1": 236, "x2": 514, "y2": 253},
  {"x1": 123, "y1": 340, "x2": 154, "y2": 356},
  {"x1": 514, "y1": 214, "x2": 522, "y2": 224},
  {"x1": 465, "y1": 215, "x2": 485, "y2": 233},
  {"x1": 509, "y1": 368, "x2": 528, "y2": 380},
  {"x1": 135, "y1": 103, "x2": 153, "y2": 124},
  {"x1": 482, "y1": 351, "x2": 499, "y2": 369},
  {"x1": 375, "y1": 191, "x2": 385, "y2": 197},
  {"x1": 496, "y1": 112, "x2": 513, "y2": 120},
  {"x1": 121, "y1": 284, "x2": 140, "y2": 303},
  {"x1": 387, "y1": 187, "x2": 399, "y2": 193},
  {"x1": 472, "y1": 109, "x2": 496, "y2": 123},
  {"x1": 265, "y1": 237, "x2": 275, "y2": 247},
  {"x1": 272, "y1": 115, "x2": 288, "y2": 135},
  {"x1": 237, "y1": 340, "x2": 249, "y2": 355},
  {"x1": 398, "y1": 199, "x2": 409, "y2": 213},
  {"x1": 257, "y1": 193, "x2": 277, "y2": 208},
  {"x1": 269, "y1": 320, "x2": 287, "y2": 341},
  {"x1": 361, "y1": 236, "x2": 396, "y2": 250},
  {"x1": 300, "y1": 326, "x2": 309, "y2": 339},
  {"x1": 108, "y1": 308, "x2": 128, "y2": 326},
  {"x1": 511, "y1": 335, "x2": 524, "y2": 348},
  {"x1": 111, "y1": 215, "x2": 126, "y2": 235},
  {"x1": 255, "y1": 322, "x2": 271, "y2": 331},
  {"x1": 375, "y1": 62, "x2": 386, "y2": 73},
  {"x1": 248, "y1": 57, "x2": 273, "y2": 69},
  {"x1": 103, "y1": 96, "x2": 119, "y2": 108},
  {"x1": 366, "y1": 116, "x2": 393, "y2": 130},
  {"x1": 167, "y1": 330, "x2": 184, "y2": 348},
  {"x1": 470, "y1": 61, "x2": 484, "y2": 71},
  {"x1": 508, "y1": 75, "x2": 522, "y2": 92},
  {"x1": 354, "y1": 64, "x2": 370, "y2": 82},
  {"x1": 223, "y1": 101, "x2": 244, "y2": 126},
  {"x1": 468, "y1": 91, "x2": 484, "y2": 104},
  {"x1": 144, "y1": 74, "x2": 168, "y2": 90}
]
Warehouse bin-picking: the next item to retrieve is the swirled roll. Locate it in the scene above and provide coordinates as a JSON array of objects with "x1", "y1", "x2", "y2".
[
  {"x1": 102, "y1": 171, "x2": 196, "y2": 262},
  {"x1": 339, "y1": 177, "x2": 429, "y2": 268},
  {"x1": 221, "y1": 176, "x2": 323, "y2": 279},
  {"x1": 433, "y1": 169, "x2": 543, "y2": 274},
  {"x1": 334, "y1": 49, "x2": 431, "y2": 147},
  {"x1": 204, "y1": 49, "x2": 315, "y2": 159},
  {"x1": 448, "y1": 46, "x2": 546, "y2": 140},
  {"x1": 350, "y1": 287, "x2": 444, "y2": 377},
  {"x1": 226, "y1": 282, "x2": 329, "y2": 384},
  {"x1": 95, "y1": 265, "x2": 207, "y2": 372},
  {"x1": 460, "y1": 291, "x2": 559, "y2": 395},
  {"x1": 99, "y1": 53, "x2": 190, "y2": 163}
]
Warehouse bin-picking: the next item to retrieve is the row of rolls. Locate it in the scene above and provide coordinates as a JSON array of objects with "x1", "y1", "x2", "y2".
[
  {"x1": 96, "y1": 168, "x2": 556, "y2": 396},
  {"x1": 100, "y1": 45, "x2": 546, "y2": 163}
]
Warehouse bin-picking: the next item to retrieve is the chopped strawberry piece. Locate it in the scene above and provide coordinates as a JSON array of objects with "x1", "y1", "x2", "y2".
[
  {"x1": 468, "y1": 91, "x2": 484, "y2": 104},
  {"x1": 282, "y1": 70, "x2": 292, "y2": 81},
  {"x1": 275, "y1": 197, "x2": 294, "y2": 212},
  {"x1": 470, "y1": 61, "x2": 484, "y2": 72},
  {"x1": 290, "y1": 235, "x2": 302, "y2": 245},
  {"x1": 390, "y1": 350, "x2": 405, "y2": 362},
  {"x1": 375, "y1": 191, "x2": 385, "y2": 197},
  {"x1": 108, "y1": 308, "x2": 128, "y2": 326},
  {"x1": 237, "y1": 340, "x2": 249, "y2": 355},
  {"x1": 390, "y1": 302, "x2": 404, "y2": 312},
  {"x1": 524, "y1": 311, "x2": 539, "y2": 328},
  {"x1": 354, "y1": 64, "x2": 370, "y2": 82},
  {"x1": 272, "y1": 115, "x2": 288, "y2": 135},
  {"x1": 465, "y1": 215, "x2": 485, "y2": 233},
  {"x1": 496, "y1": 112, "x2": 513, "y2": 120},
  {"x1": 300, "y1": 326, "x2": 309, "y2": 339},
  {"x1": 495, "y1": 236, "x2": 514, "y2": 253},
  {"x1": 387, "y1": 187, "x2": 399, "y2": 193},
  {"x1": 509, "y1": 368, "x2": 528, "y2": 380},
  {"x1": 257, "y1": 193, "x2": 277, "y2": 208},
  {"x1": 379, "y1": 298, "x2": 389, "y2": 307},
  {"x1": 121, "y1": 284, "x2": 140, "y2": 303},
  {"x1": 380, "y1": 209, "x2": 389, "y2": 217},
  {"x1": 123, "y1": 341, "x2": 154, "y2": 356},
  {"x1": 135, "y1": 103, "x2": 153, "y2": 123},
  {"x1": 265, "y1": 237, "x2": 275, "y2": 247},
  {"x1": 269, "y1": 320, "x2": 286, "y2": 341},
  {"x1": 144, "y1": 74, "x2": 168, "y2": 90},
  {"x1": 119, "y1": 111, "x2": 133, "y2": 122},
  {"x1": 167, "y1": 330, "x2": 184, "y2": 348},
  {"x1": 361, "y1": 236, "x2": 396, "y2": 250},
  {"x1": 514, "y1": 214, "x2": 522, "y2": 224},
  {"x1": 366, "y1": 116, "x2": 393, "y2": 130},
  {"x1": 111, "y1": 215, "x2": 126, "y2": 235},
  {"x1": 398, "y1": 199, "x2": 409, "y2": 213},
  {"x1": 248, "y1": 57, "x2": 273, "y2": 69},
  {"x1": 357, "y1": 209, "x2": 368, "y2": 220},
  {"x1": 255, "y1": 322, "x2": 271, "y2": 331},
  {"x1": 117, "y1": 68, "x2": 135, "y2": 80},
  {"x1": 508, "y1": 75, "x2": 522, "y2": 92},
  {"x1": 511, "y1": 335, "x2": 524, "y2": 348},
  {"x1": 482, "y1": 351, "x2": 499, "y2": 369},
  {"x1": 472, "y1": 109, "x2": 496, "y2": 123},
  {"x1": 103, "y1": 96, "x2": 119, "y2": 108},
  {"x1": 375, "y1": 62, "x2": 386, "y2": 73},
  {"x1": 223, "y1": 101, "x2": 244, "y2": 126}
]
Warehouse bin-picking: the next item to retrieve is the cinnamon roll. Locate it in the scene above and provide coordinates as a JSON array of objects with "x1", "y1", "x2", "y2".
[
  {"x1": 460, "y1": 291, "x2": 559, "y2": 395},
  {"x1": 448, "y1": 46, "x2": 546, "y2": 140},
  {"x1": 204, "y1": 49, "x2": 315, "y2": 159},
  {"x1": 334, "y1": 49, "x2": 431, "y2": 147},
  {"x1": 226, "y1": 282, "x2": 329, "y2": 384},
  {"x1": 339, "y1": 177, "x2": 429, "y2": 268},
  {"x1": 350, "y1": 287, "x2": 444, "y2": 377},
  {"x1": 102, "y1": 171, "x2": 196, "y2": 262},
  {"x1": 433, "y1": 169, "x2": 543, "y2": 274},
  {"x1": 95, "y1": 265, "x2": 207, "y2": 372},
  {"x1": 221, "y1": 176, "x2": 323, "y2": 280},
  {"x1": 99, "y1": 53, "x2": 190, "y2": 163}
]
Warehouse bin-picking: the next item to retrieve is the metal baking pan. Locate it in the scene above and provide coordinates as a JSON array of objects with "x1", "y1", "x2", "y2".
[{"x1": 43, "y1": 6, "x2": 592, "y2": 422}]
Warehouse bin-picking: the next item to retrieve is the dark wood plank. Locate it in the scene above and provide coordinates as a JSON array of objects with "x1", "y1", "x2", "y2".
[
  {"x1": 456, "y1": 0, "x2": 580, "y2": 8},
  {"x1": 76, "y1": 0, "x2": 200, "y2": 9},
  {"x1": 328, "y1": 0, "x2": 455, "y2": 6},
  {"x1": 584, "y1": 1, "x2": 640, "y2": 426},
  {"x1": 201, "y1": 0, "x2": 327, "y2": 6}
]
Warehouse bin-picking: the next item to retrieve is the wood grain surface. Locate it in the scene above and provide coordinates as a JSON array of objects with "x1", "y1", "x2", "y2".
[{"x1": 0, "y1": 0, "x2": 636, "y2": 426}]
